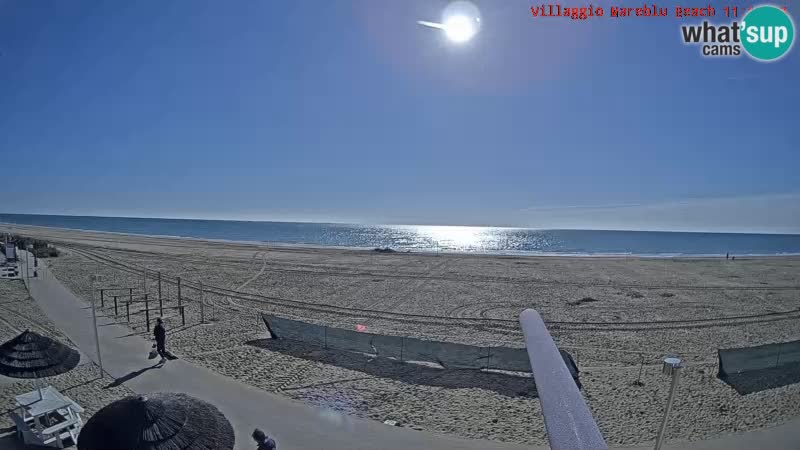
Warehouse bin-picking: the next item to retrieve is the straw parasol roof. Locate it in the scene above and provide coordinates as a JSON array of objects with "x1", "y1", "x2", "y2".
[
  {"x1": 0, "y1": 329, "x2": 80, "y2": 378},
  {"x1": 77, "y1": 392, "x2": 235, "y2": 450}
]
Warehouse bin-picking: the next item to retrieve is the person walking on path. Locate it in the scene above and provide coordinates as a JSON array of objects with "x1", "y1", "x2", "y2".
[
  {"x1": 154, "y1": 317, "x2": 167, "y2": 364},
  {"x1": 252, "y1": 428, "x2": 277, "y2": 450}
]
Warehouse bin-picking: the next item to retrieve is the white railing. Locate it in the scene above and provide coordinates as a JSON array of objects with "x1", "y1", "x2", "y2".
[{"x1": 519, "y1": 309, "x2": 607, "y2": 450}]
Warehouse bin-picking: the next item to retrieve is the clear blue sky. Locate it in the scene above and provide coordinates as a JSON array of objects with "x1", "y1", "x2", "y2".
[{"x1": 1, "y1": 1, "x2": 798, "y2": 231}]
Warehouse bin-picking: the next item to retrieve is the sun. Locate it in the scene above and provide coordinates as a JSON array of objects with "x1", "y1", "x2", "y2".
[
  {"x1": 417, "y1": 1, "x2": 481, "y2": 44},
  {"x1": 443, "y1": 15, "x2": 477, "y2": 43}
]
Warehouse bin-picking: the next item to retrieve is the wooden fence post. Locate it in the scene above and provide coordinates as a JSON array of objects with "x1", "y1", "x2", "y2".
[
  {"x1": 200, "y1": 282, "x2": 205, "y2": 324},
  {"x1": 145, "y1": 294, "x2": 150, "y2": 332}
]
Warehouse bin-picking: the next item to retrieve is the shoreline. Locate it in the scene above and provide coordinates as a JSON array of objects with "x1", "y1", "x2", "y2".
[{"x1": 2, "y1": 221, "x2": 799, "y2": 259}]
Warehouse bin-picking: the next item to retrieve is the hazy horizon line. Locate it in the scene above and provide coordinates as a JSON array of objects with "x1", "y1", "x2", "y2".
[{"x1": 518, "y1": 192, "x2": 800, "y2": 212}]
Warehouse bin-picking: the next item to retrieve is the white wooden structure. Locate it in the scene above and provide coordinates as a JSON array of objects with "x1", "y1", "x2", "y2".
[
  {"x1": 9, "y1": 386, "x2": 84, "y2": 448},
  {"x1": 3, "y1": 242, "x2": 17, "y2": 261}
]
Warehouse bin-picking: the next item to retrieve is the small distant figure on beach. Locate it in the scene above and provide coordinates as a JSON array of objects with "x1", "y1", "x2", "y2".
[
  {"x1": 154, "y1": 317, "x2": 167, "y2": 364},
  {"x1": 252, "y1": 428, "x2": 277, "y2": 450},
  {"x1": 726, "y1": 252, "x2": 729, "y2": 260},
  {"x1": 732, "y1": 255, "x2": 735, "y2": 261}
]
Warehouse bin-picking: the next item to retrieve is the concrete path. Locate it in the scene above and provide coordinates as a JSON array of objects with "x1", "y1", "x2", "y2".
[{"x1": 18, "y1": 254, "x2": 800, "y2": 450}]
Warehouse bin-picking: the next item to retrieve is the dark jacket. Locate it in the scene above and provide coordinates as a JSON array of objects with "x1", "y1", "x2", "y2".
[
  {"x1": 154, "y1": 323, "x2": 166, "y2": 344},
  {"x1": 257, "y1": 437, "x2": 276, "y2": 450}
]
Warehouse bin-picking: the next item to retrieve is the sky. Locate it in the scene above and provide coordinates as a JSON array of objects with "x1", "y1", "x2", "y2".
[{"x1": 0, "y1": 1, "x2": 798, "y2": 232}]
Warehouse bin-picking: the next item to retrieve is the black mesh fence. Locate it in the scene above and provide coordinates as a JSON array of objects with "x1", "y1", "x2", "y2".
[
  {"x1": 261, "y1": 313, "x2": 580, "y2": 384},
  {"x1": 718, "y1": 339, "x2": 800, "y2": 394}
]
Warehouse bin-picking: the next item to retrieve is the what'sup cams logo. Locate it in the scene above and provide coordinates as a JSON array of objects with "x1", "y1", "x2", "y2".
[{"x1": 681, "y1": 5, "x2": 794, "y2": 61}]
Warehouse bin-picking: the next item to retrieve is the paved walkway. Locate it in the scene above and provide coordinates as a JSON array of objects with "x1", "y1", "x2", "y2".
[{"x1": 19, "y1": 254, "x2": 800, "y2": 450}]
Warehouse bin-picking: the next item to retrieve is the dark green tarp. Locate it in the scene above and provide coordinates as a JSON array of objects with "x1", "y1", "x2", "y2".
[
  {"x1": 261, "y1": 313, "x2": 580, "y2": 386},
  {"x1": 718, "y1": 339, "x2": 800, "y2": 394}
]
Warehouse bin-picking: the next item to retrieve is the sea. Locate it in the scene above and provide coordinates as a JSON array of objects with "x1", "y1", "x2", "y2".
[{"x1": 1, "y1": 213, "x2": 799, "y2": 257}]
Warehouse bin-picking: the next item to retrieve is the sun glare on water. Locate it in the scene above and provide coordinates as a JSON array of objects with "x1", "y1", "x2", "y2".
[{"x1": 416, "y1": 225, "x2": 485, "y2": 250}]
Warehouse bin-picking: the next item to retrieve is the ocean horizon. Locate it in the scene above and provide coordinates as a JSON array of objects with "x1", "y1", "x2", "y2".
[{"x1": 1, "y1": 213, "x2": 800, "y2": 257}]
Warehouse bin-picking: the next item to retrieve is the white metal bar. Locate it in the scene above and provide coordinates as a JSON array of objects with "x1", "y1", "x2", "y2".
[{"x1": 519, "y1": 309, "x2": 607, "y2": 450}]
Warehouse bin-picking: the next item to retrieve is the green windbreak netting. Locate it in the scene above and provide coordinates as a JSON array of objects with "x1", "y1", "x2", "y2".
[
  {"x1": 261, "y1": 313, "x2": 580, "y2": 384},
  {"x1": 718, "y1": 339, "x2": 800, "y2": 394}
]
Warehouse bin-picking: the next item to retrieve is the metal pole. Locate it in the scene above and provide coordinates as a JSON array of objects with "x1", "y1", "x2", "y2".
[
  {"x1": 636, "y1": 354, "x2": 645, "y2": 386},
  {"x1": 654, "y1": 359, "x2": 682, "y2": 450},
  {"x1": 91, "y1": 298, "x2": 103, "y2": 377},
  {"x1": 180, "y1": 305, "x2": 185, "y2": 326},
  {"x1": 91, "y1": 276, "x2": 103, "y2": 378},
  {"x1": 177, "y1": 277, "x2": 182, "y2": 307},
  {"x1": 114, "y1": 296, "x2": 118, "y2": 316},
  {"x1": 519, "y1": 309, "x2": 607, "y2": 450},
  {"x1": 158, "y1": 272, "x2": 163, "y2": 314},
  {"x1": 100, "y1": 289, "x2": 104, "y2": 308},
  {"x1": 200, "y1": 282, "x2": 205, "y2": 324}
]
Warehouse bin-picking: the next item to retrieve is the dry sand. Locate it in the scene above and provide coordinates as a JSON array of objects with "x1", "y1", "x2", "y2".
[{"x1": 4, "y1": 223, "x2": 800, "y2": 446}]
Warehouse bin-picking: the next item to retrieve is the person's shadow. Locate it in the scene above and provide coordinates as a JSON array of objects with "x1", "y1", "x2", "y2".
[{"x1": 104, "y1": 362, "x2": 164, "y2": 389}]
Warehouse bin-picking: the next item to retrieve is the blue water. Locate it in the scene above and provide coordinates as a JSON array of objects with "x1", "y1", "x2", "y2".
[{"x1": 1, "y1": 213, "x2": 799, "y2": 256}]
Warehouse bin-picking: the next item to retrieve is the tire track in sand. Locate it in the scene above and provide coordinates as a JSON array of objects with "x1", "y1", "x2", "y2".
[{"x1": 224, "y1": 252, "x2": 269, "y2": 312}]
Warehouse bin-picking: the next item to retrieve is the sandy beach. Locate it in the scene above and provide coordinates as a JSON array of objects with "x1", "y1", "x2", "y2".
[{"x1": 3, "y1": 223, "x2": 800, "y2": 446}]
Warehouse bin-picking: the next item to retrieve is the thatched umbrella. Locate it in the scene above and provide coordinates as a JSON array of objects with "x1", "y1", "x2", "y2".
[
  {"x1": 77, "y1": 393, "x2": 234, "y2": 450},
  {"x1": 0, "y1": 329, "x2": 81, "y2": 397}
]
